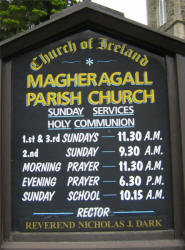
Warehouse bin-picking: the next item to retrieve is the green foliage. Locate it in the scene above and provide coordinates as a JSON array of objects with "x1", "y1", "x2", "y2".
[
  {"x1": 8, "y1": 4, "x2": 27, "y2": 12},
  {"x1": 0, "y1": 0, "x2": 77, "y2": 41},
  {"x1": 2, "y1": 18, "x2": 20, "y2": 25},
  {"x1": 32, "y1": 9, "x2": 48, "y2": 17}
]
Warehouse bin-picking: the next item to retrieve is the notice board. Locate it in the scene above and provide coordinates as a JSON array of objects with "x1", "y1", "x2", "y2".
[{"x1": 11, "y1": 30, "x2": 173, "y2": 232}]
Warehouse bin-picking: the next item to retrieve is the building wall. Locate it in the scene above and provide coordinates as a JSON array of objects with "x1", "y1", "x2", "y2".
[{"x1": 147, "y1": 0, "x2": 185, "y2": 39}]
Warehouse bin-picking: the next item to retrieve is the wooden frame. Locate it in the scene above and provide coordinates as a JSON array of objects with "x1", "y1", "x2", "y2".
[{"x1": 0, "y1": 1, "x2": 185, "y2": 249}]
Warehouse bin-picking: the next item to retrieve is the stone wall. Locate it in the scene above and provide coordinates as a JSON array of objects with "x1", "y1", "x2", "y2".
[
  {"x1": 147, "y1": 0, "x2": 158, "y2": 28},
  {"x1": 147, "y1": 0, "x2": 185, "y2": 39}
]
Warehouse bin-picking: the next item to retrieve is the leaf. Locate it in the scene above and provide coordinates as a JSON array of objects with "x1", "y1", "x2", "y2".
[
  {"x1": 51, "y1": 0, "x2": 67, "y2": 8},
  {"x1": 2, "y1": 18, "x2": 20, "y2": 28},
  {"x1": 32, "y1": 8, "x2": 48, "y2": 17},
  {"x1": 0, "y1": 10, "x2": 9, "y2": 17},
  {"x1": 9, "y1": 4, "x2": 27, "y2": 12}
]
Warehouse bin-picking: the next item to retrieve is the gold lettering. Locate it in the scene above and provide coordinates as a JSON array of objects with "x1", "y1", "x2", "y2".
[
  {"x1": 30, "y1": 57, "x2": 43, "y2": 71},
  {"x1": 155, "y1": 219, "x2": 162, "y2": 227},
  {"x1": 123, "y1": 72, "x2": 135, "y2": 85},
  {"x1": 25, "y1": 221, "x2": 32, "y2": 230},
  {"x1": 27, "y1": 74, "x2": 43, "y2": 88}
]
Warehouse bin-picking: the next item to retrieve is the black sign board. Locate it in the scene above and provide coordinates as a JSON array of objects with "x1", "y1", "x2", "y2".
[{"x1": 12, "y1": 30, "x2": 173, "y2": 232}]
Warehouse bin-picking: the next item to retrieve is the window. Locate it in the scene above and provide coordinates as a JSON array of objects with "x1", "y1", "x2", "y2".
[{"x1": 159, "y1": 0, "x2": 167, "y2": 26}]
